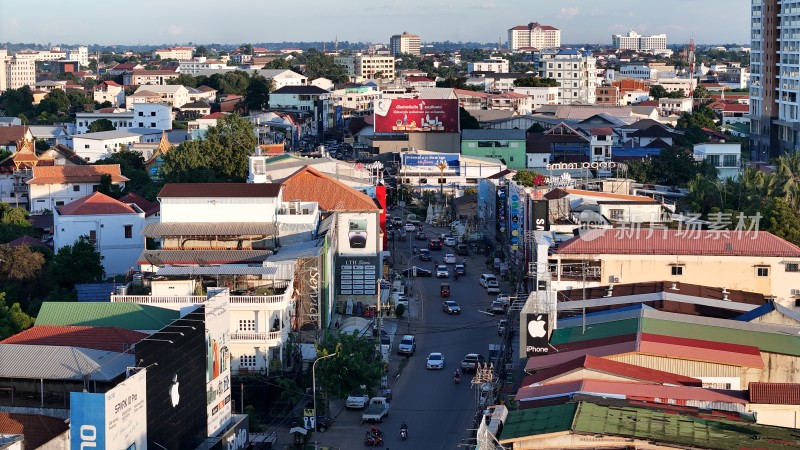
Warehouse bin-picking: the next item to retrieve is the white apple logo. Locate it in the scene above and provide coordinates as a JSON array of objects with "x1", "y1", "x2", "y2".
[
  {"x1": 169, "y1": 374, "x2": 180, "y2": 407},
  {"x1": 528, "y1": 315, "x2": 547, "y2": 338}
]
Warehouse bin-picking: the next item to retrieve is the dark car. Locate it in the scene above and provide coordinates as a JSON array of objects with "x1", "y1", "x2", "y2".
[
  {"x1": 429, "y1": 239, "x2": 443, "y2": 250},
  {"x1": 415, "y1": 231, "x2": 428, "y2": 240},
  {"x1": 419, "y1": 249, "x2": 432, "y2": 261},
  {"x1": 402, "y1": 266, "x2": 432, "y2": 277},
  {"x1": 454, "y1": 264, "x2": 466, "y2": 276},
  {"x1": 442, "y1": 300, "x2": 461, "y2": 314},
  {"x1": 456, "y1": 244, "x2": 469, "y2": 256}
]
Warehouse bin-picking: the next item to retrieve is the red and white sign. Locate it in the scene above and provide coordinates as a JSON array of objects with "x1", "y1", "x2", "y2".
[{"x1": 374, "y1": 99, "x2": 459, "y2": 133}]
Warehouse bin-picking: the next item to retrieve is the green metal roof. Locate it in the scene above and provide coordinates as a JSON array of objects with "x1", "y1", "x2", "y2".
[
  {"x1": 499, "y1": 403, "x2": 577, "y2": 441},
  {"x1": 501, "y1": 402, "x2": 800, "y2": 449},
  {"x1": 35, "y1": 302, "x2": 179, "y2": 331},
  {"x1": 550, "y1": 318, "x2": 640, "y2": 345}
]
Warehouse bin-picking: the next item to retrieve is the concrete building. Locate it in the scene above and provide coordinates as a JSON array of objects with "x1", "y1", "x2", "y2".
[
  {"x1": 72, "y1": 129, "x2": 162, "y2": 162},
  {"x1": 467, "y1": 58, "x2": 510, "y2": 74},
  {"x1": 390, "y1": 32, "x2": 421, "y2": 56},
  {"x1": 461, "y1": 129, "x2": 527, "y2": 169},
  {"x1": 76, "y1": 103, "x2": 173, "y2": 135},
  {"x1": 335, "y1": 54, "x2": 396, "y2": 81},
  {"x1": 152, "y1": 47, "x2": 193, "y2": 60},
  {"x1": 93, "y1": 80, "x2": 125, "y2": 107},
  {"x1": 693, "y1": 142, "x2": 742, "y2": 180},
  {"x1": 2, "y1": 51, "x2": 36, "y2": 90},
  {"x1": 27, "y1": 164, "x2": 128, "y2": 214},
  {"x1": 66, "y1": 46, "x2": 89, "y2": 67},
  {"x1": 508, "y1": 22, "x2": 561, "y2": 50},
  {"x1": 177, "y1": 57, "x2": 228, "y2": 75},
  {"x1": 539, "y1": 49, "x2": 597, "y2": 104},
  {"x1": 129, "y1": 84, "x2": 190, "y2": 108},
  {"x1": 512, "y1": 86, "x2": 559, "y2": 110},
  {"x1": 612, "y1": 30, "x2": 667, "y2": 51},
  {"x1": 125, "y1": 69, "x2": 180, "y2": 86},
  {"x1": 54, "y1": 192, "x2": 145, "y2": 276}
]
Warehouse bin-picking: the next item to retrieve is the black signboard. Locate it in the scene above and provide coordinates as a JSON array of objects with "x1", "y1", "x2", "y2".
[
  {"x1": 525, "y1": 313, "x2": 550, "y2": 356},
  {"x1": 531, "y1": 200, "x2": 549, "y2": 231},
  {"x1": 337, "y1": 256, "x2": 379, "y2": 296}
]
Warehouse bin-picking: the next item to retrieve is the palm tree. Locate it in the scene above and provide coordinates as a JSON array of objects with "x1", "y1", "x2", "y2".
[{"x1": 777, "y1": 153, "x2": 800, "y2": 209}]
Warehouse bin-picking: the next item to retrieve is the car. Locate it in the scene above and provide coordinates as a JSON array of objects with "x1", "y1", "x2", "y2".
[
  {"x1": 442, "y1": 300, "x2": 461, "y2": 314},
  {"x1": 443, "y1": 254, "x2": 457, "y2": 264},
  {"x1": 497, "y1": 319, "x2": 507, "y2": 335},
  {"x1": 426, "y1": 352, "x2": 445, "y2": 369},
  {"x1": 454, "y1": 264, "x2": 466, "y2": 276},
  {"x1": 479, "y1": 273, "x2": 497, "y2": 288},
  {"x1": 490, "y1": 300, "x2": 506, "y2": 315},
  {"x1": 444, "y1": 236, "x2": 457, "y2": 247},
  {"x1": 346, "y1": 393, "x2": 371, "y2": 409},
  {"x1": 497, "y1": 293, "x2": 510, "y2": 305},
  {"x1": 402, "y1": 266, "x2": 432, "y2": 277},
  {"x1": 486, "y1": 280, "x2": 500, "y2": 295},
  {"x1": 419, "y1": 249, "x2": 432, "y2": 261},
  {"x1": 415, "y1": 231, "x2": 428, "y2": 240},
  {"x1": 404, "y1": 223, "x2": 417, "y2": 232},
  {"x1": 436, "y1": 265, "x2": 449, "y2": 278},
  {"x1": 397, "y1": 229, "x2": 407, "y2": 241},
  {"x1": 456, "y1": 244, "x2": 469, "y2": 255},
  {"x1": 398, "y1": 334, "x2": 416, "y2": 355},
  {"x1": 392, "y1": 217, "x2": 404, "y2": 227},
  {"x1": 428, "y1": 239, "x2": 442, "y2": 250},
  {"x1": 460, "y1": 353, "x2": 485, "y2": 372}
]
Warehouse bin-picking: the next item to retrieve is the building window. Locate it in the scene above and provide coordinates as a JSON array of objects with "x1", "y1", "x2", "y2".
[
  {"x1": 239, "y1": 319, "x2": 255, "y2": 331},
  {"x1": 671, "y1": 266, "x2": 683, "y2": 276},
  {"x1": 723, "y1": 154, "x2": 738, "y2": 167},
  {"x1": 124, "y1": 225, "x2": 133, "y2": 239},
  {"x1": 756, "y1": 266, "x2": 769, "y2": 277},
  {"x1": 84, "y1": 144, "x2": 90, "y2": 149},
  {"x1": 139, "y1": 122, "x2": 144, "y2": 127},
  {"x1": 786, "y1": 263, "x2": 800, "y2": 272},
  {"x1": 138, "y1": 111, "x2": 144, "y2": 116},
  {"x1": 88, "y1": 230, "x2": 97, "y2": 246},
  {"x1": 92, "y1": 185, "x2": 99, "y2": 192},
  {"x1": 73, "y1": 185, "x2": 80, "y2": 192},
  {"x1": 55, "y1": 201, "x2": 65, "y2": 206},
  {"x1": 151, "y1": 111, "x2": 156, "y2": 116},
  {"x1": 610, "y1": 209, "x2": 624, "y2": 221},
  {"x1": 240, "y1": 355, "x2": 257, "y2": 368},
  {"x1": 150, "y1": 122, "x2": 156, "y2": 127}
]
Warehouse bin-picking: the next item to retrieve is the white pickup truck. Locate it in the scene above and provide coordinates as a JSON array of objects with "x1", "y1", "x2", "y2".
[{"x1": 361, "y1": 396, "x2": 390, "y2": 423}]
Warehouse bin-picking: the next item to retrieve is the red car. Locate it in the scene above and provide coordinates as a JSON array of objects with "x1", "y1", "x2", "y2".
[{"x1": 428, "y1": 239, "x2": 442, "y2": 250}]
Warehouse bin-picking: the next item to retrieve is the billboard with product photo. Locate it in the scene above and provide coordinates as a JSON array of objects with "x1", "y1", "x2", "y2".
[
  {"x1": 525, "y1": 313, "x2": 550, "y2": 356},
  {"x1": 337, "y1": 212, "x2": 379, "y2": 256},
  {"x1": 401, "y1": 153, "x2": 461, "y2": 175},
  {"x1": 206, "y1": 288, "x2": 232, "y2": 437},
  {"x1": 70, "y1": 369, "x2": 148, "y2": 450},
  {"x1": 374, "y1": 99, "x2": 459, "y2": 133}
]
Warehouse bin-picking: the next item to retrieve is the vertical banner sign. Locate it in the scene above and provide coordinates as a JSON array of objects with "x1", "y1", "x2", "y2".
[
  {"x1": 71, "y1": 393, "x2": 106, "y2": 450},
  {"x1": 206, "y1": 288, "x2": 232, "y2": 437},
  {"x1": 525, "y1": 313, "x2": 550, "y2": 355},
  {"x1": 532, "y1": 200, "x2": 550, "y2": 231}
]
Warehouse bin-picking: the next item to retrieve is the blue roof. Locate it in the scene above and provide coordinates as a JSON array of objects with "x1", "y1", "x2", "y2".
[
  {"x1": 735, "y1": 301, "x2": 800, "y2": 323},
  {"x1": 75, "y1": 283, "x2": 118, "y2": 302},
  {"x1": 612, "y1": 147, "x2": 663, "y2": 158},
  {"x1": 557, "y1": 49, "x2": 579, "y2": 55}
]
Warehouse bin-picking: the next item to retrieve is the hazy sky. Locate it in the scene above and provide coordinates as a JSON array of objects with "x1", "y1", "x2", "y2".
[{"x1": 0, "y1": 0, "x2": 749, "y2": 46}]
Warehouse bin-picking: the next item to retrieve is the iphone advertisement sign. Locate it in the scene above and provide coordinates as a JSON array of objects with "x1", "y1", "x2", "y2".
[{"x1": 338, "y1": 213, "x2": 378, "y2": 255}]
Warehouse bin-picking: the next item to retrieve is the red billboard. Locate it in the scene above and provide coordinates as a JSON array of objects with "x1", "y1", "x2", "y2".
[{"x1": 374, "y1": 99, "x2": 459, "y2": 133}]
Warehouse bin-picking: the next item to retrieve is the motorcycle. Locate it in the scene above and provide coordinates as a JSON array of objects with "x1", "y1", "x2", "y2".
[
  {"x1": 364, "y1": 435, "x2": 384, "y2": 447},
  {"x1": 400, "y1": 428, "x2": 408, "y2": 440},
  {"x1": 453, "y1": 374, "x2": 461, "y2": 384}
]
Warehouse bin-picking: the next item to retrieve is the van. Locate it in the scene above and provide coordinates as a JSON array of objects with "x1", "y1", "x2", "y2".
[{"x1": 479, "y1": 273, "x2": 497, "y2": 288}]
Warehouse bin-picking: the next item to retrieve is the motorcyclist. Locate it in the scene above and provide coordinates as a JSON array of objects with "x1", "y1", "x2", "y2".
[
  {"x1": 453, "y1": 370, "x2": 460, "y2": 380},
  {"x1": 454, "y1": 271, "x2": 459, "y2": 281},
  {"x1": 400, "y1": 421, "x2": 408, "y2": 431}
]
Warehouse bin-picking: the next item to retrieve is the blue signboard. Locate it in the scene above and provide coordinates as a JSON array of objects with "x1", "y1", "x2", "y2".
[
  {"x1": 402, "y1": 153, "x2": 460, "y2": 175},
  {"x1": 70, "y1": 392, "x2": 106, "y2": 450},
  {"x1": 335, "y1": 106, "x2": 344, "y2": 129}
]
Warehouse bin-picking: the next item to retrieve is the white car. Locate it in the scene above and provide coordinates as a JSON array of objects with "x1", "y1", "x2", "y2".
[
  {"x1": 486, "y1": 280, "x2": 500, "y2": 295},
  {"x1": 436, "y1": 265, "x2": 450, "y2": 278},
  {"x1": 443, "y1": 254, "x2": 457, "y2": 264},
  {"x1": 345, "y1": 393, "x2": 370, "y2": 409},
  {"x1": 444, "y1": 237, "x2": 457, "y2": 246},
  {"x1": 497, "y1": 293, "x2": 510, "y2": 305},
  {"x1": 426, "y1": 352, "x2": 445, "y2": 369},
  {"x1": 404, "y1": 223, "x2": 417, "y2": 232}
]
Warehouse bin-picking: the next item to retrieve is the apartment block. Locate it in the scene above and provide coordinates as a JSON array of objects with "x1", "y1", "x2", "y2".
[
  {"x1": 390, "y1": 32, "x2": 421, "y2": 56},
  {"x1": 508, "y1": 22, "x2": 560, "y2": 50},
  {"x1": 539, "y1": 49, "x2": 597, "y2": 104},
  {"x1": 335, "y1": 54, "x2": 395, "y2": 81},
  {"x1": 152, "y1": 47, "x2": 194, "y2": 60},
  {"x1": 612, "y1": 30, "x2": 667, "y2": 51}
]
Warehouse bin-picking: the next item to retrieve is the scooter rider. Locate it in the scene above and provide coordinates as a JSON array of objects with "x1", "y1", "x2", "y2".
[
  {"x1": 400, "y1": 421, "x2": 409, "y2": 439},
  {"x1": 453, "y1": 370, "x2": 460, "y2": 380},
  {"x1": 400, "y1": 421, "x2": 408, "y2": 432}
]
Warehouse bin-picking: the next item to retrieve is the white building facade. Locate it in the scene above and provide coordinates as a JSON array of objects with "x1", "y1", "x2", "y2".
[
  {"x1": 539, "y1": 49, "x2": 597, "y2": 104},
  {"x1": 75, "y1": 104, "x2": 173, "y2": 135},
  {"x1": 27, "y1": 165, "x2": 129, "y2": 214},
  {"x1": 73, "y1": 129, "x2": 162, "y2": 162},
  {"x1": 693, "y1": 142, "x2": 742, "y2": 180},
  {"x1": 390, "y1": 32, "x2": 421, "y2": 56},
  {"x1": 612, "y1": 31, "x2": 667, "y2": 51},
  {"x1": 508, "y1": 22, "x2": 561, "y2": 50},
  {"x1": 468, "y1": 58, "x2": 510, "y2": 74}
]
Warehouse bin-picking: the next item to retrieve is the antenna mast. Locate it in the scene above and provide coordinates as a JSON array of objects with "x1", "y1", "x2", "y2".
[{"x1": 688, "y1": 36, "x2": 696, "y2": 98}]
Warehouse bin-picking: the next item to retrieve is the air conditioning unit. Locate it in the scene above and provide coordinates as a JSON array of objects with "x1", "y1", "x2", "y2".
[
  {"x1": 791, "y1": 289, "x2": 800, "y2": 296},
  {"x1": 611, "y1": 276, "x2": 621, "y2": 283}
]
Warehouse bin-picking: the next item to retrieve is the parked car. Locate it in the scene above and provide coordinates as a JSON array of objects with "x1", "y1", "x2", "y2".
[
  {"x1": 486, "y1": 280, "x2": 500, "y2": 295},
  {"x1": 436, "y1": 265, "x2": 450, "y2": 278},
  {"x1": 461, "y1": 353, "x2": 485, "y2": 372},
  {"x1": 443, "y1": 254, "x2": 457, "y2": 264},
  {"x1": 402, "y1": 266, "x2": 432, "y2": 277},
  {"x1": 419, "y1": 249, "x2": 432, "y2": 261},
  {"x1": 398, "y1": 334, "x2": 416, "y2": 355},
  {"x1": 490, "y1": 300, "x2": 506, "y2": 314},
  {"x1": 497, "y1": 293, "x2": 510, "y2": 305},
  {"x1": 428, "y1": 239, "x2": 442, "y2": 250},
  {"x1": 442, "y1": 300, "x2": 461, "y2": 314},
  {"x1": 426, "y1": 352, "x2": 445, "y2": 370},
  {"x1": 415, "y1": 231, "x2": 428, "y2": 240},
  {"x1": 346, "y1": 393, "x2": 371, "y2": 409},
  {"x1": 480, "y1": 274, "x2": 498, "y2": 288}
]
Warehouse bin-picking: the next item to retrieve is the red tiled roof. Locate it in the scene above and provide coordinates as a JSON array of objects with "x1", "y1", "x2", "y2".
[
  {"x1": 521, "y1": 354, "x2": 702, "y2": 387},
  {"x1": 0, "y1": 413, "x2": 69, "y2": 449},
  {"x1": 0, "y1": 125, "x2": 29, "y2": 147},
  {"x1": 0, "y1": 325, "x2": 146, "y2": 353},
  {"x1": 101, "y1": 80, "x2": 122, "y2": 87},
  {"x1": 6, "y1": 235, "x2": 50, "y2": 250},
  {"x1": 28, "y1": 165, "x2": 129, "y2": 185},
  {"x1": 749, "y1": 382, "x2": 800, "y2": 405},
  {"x1": 557, "y1": 229, "x2": 800, "y2": 257},
  {"x1": 281, "y1": 166, "x2": 379, "y2": 211},
  {"x1": 510, "y1": 25, "x2": 528, "y2": 31},
  {"x1": 638, "y1": 332, "x2": 764, "y2": 368},
  {"x1": 591, "y1": 127, "x2": 613, "y2": 136},
  {"x1": 119, "y1": 192, "x2": 159, "y2": 217},
  {"x1": 57, "y1": 192, "x2": 139, "y2": 216},
  {"x1": 455, "y1": 89, "x2": 490, "y2": 98},
  {"x1": 200, "y1": 112, "x2": 227, "y2": 120},
  {"x1": 405, "y1": 76, "x2": 434, "y2": 82},
  {"x1": 158, "y1": 183, "x2": 282, "y2": 198}
]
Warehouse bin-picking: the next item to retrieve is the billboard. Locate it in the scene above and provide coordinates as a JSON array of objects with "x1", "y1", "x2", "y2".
[
  {"x1": 525, "y1": 313, "x2": 550, "y2": 356},
  {"x1": 70, "y1": 369, "x2": 148, "y2": 450},
  {"x1": 336, "y1": 256, "x2": 381, "y2": 296},
  {"x1": 206, "y1": 288, "x2": 232, "y2": 437},
  {"x1": 337, "y1": 212, "x2": 379, "y2": 256},
  {"x1": 401, "y1": 153, "x2": 460, "y2": 175},
  {"x1": 374, "y1": 99, "x2": 459, "y2": 133},
  {"x1": 531, "y1": 200, "x2": 549, "y2": 232}
]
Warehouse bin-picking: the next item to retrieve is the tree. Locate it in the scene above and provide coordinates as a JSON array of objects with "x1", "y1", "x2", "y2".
[
  {"x1": 693, "y1": 85, "x2": 711, "y2": 99},
  {"x1": 50, "y1": 235, "x2": 105, "y2": 287},
  {"x1": 649, "y1": 84, "x2": 669, "y2": 100},
  {"x1": 208, "y1": 71, "x2": 251, "y2": 95},
  {"x1": 514, "y1": 77, "x2": 558, "y2": 88},
  {"x1": 36, "y1": 89, "x2": 70, "y2": 116},
  {"x1": 0, "y1": 293, "x2": 34, "y2": 340},
  {"x1": 96, "y1": 147, "x2": 155, "y2": 198},
  {"x1": 244, "y1": 74, "x2": 272, "y2": 112},
  {"x1": 677, "y1": 104, "x2": 719, "y2": 131},
  {"x1": 0, "y1": 86, "x2": 35, "y2": 118},
  {"x1": 66, "y1": 90, "x2": 94, "y2": 112},
  {"x1": 314, "y1": 332, "x2": 385, "y2": 399},
  {"x1": 459, "y1": 107, "x2": 479, "y2": 130},
  {"x1": 263, "y1": 58, "x2": 292, "y2": 70},
  {"x1": 527, "y1": 123, "x2": 544, "y2": 133},
  {"x1": 195, "y1": 46, "x2": 210, "y2": 58},
  {"x1": 168, "y1": 73, "x2": 199, "y2": 88},
  {"x1": 97, "y1": 173, "x2": 122, "y2": 198},
  {"x1": 438, "y1": 76, "x2": 467, "y2": 89},
  {"x1": 0, "y1": 244, "x2": 45, "y2": 281},
  {"x1": 761, "y1": 197, "x2": 800, "y2": 245},
  {"x1": 88, "y1": 118, "x2": 115, "y2": 133},
  {"x1": 512, "y1": 170, "x2": 546, "y2": 187},
  {"x1": 299, "y1": 49, "x2": 350, "y2": 84}
]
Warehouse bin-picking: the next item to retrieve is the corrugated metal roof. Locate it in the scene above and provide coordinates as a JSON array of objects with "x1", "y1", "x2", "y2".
[
  {"x1": 267, "y1": 239, "x2": 324, "y2": 262},
  {"x1": 557, "y1": 229, "x2": 800, "y2": 257},
  {"x1": 157, "y1": 183, "x2": 282, "y2": 198},
  {"x1": 0, "y1": 344, "x2": 134, "y2": 381},
  {"x1": 139, "y1": 249, "x2": 273, "y2": 265},
  {"x1": 735, "y1": 301, "x2": 800, "y2": 324},
  {"x1": 461, "y1": 129, "x2": 526, "y2": 141},
  {"x1": 0, "y1": 325, "x2": 147, "y2": 353},
  {"x1": 153, "y1": 265, "x2": 277, "y2": 276},
  {"x1": 525, "y1": 341, "x2": 638, "y2": 372},
  {"x1": 498, "y1": 403, "x2": 577, "y2": 441},
  {"x1": 35, "y1": 302, "x2": 178, "y2": 331},
  {"x1": 551, "y1": 317, "x2": 641, "y2": 345},
  {"x1": 142, "y1": 221, "x2": 278, "y2": 237},
  {"x1": 749, "y1": 382, "x2": 800, "y2": 405},
  {"x1": 637, "y1": 332, "x2": 764, "y2": 368}
]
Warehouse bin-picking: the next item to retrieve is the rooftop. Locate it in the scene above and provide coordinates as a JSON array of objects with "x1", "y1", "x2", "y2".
[
  {"x1": 158, "y1": 183, "x2": 282, "y2": 198},
  {"x1": 27, "y1": 164, "x2": 129, "y2": 185},
  {"x1": 0, "y1": 325, "x2": 146, "y2": 353},
  {"x1": 0, "y1": 413, "x2": 69, "y2": 449},
  {"x1": 281, "y1": 166, "x2": 378, "y2": 211},
  {"x1": 749, "y1": 382, "x2": 800, "y2": 405},
  {"x1": 0, "y1": 344, "x2": 134, "y2": 381},
  {"x1": 35, "y1": 302, "x2": 179, "y2": 331},
  {"x1": 56, "y1": 192, "x2": 139, "y2": 216}
]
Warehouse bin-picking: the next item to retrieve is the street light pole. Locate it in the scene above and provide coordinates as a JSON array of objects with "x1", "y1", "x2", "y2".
[{"x1": 312, "y1": 352, "x2": 337, "y2": 449}]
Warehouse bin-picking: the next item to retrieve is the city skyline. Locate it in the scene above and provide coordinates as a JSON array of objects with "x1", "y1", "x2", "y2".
[{"x1": 0, "y1": 0, "x2": 749, "y2": 47}]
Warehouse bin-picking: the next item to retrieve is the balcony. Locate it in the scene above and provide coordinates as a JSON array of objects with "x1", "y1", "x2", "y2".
[
  {"x1": 110, "y1": 291, "x2": 293, "y2": 311},
  {"x1": 230, "y1": 328, "x2": 286, "y2": 343}
]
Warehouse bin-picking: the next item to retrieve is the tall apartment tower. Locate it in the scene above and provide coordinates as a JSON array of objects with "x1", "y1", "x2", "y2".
[
  {"x1": 390, "y1": 32, "x2": 421, "y2": 56},
  {"x1": 539, "y1": 49, "x2": 597, "y2": 104},
  {"x1": 508, "y1": 22, "x2": 560, "y2": 50},
  {"x1": 750, "y1": 0, "x2": 782, "y2": 161}
]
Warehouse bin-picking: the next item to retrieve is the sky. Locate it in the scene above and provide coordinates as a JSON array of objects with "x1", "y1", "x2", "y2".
[{"x1": 0, "y1": 0, "x2": 750, "y2": 46}]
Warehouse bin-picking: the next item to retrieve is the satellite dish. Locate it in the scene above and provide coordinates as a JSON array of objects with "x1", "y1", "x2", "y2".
[{"x1": 144, "y1": 252, "x2": 165, "y2": 268}]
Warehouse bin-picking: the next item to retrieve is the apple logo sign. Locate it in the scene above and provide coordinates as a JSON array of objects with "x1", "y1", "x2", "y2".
[
  {"x1": 528, "y1": 315, "x2": 547, "y2": 338},
  {"x1": 169, "y1": 374, "x2": 180, "y2": 407}
]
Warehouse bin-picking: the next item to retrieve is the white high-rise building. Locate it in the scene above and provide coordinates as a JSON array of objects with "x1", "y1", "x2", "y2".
[
  {"x1": 67, "y1": 46, "x2": 89, "y2": 67},
  {"x1": 539, "y1": 49, "x2": 597, "y2": 104},
  {"x1": 508, "y1": 22, "x2": 560, "y2": 50},
  {"x1": 612, "y1": 31, "x2": 667, "y2": 51},
  {"x1": 334, "y1": 54, "x2": 395, "y2": 81},
  {"x1": 3, "y1": 55, "x2": 36, "y2": 90},
  {"x1": 390, "y1": 32, "x2": 421, "y2": 56}
]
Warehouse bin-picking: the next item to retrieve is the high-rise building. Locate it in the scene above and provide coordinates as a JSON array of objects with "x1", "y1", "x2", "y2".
[
  {"x1": 508, "y1": 22, "x2": 560, "y2": 50},
  {"x1": 612, "y1": 31, "x2": 667, "y2": 51},
  {"x1": 3, "y1": 53, "x2": 36, "y2": 91},
  {"x1": 539, "y1": 49, "x2": 597, "y2": 104},
  {"x1": 390, "y1": 32, "x2": 421, "y2": 56},
  {"x1": 67, "y1": 46, "x2": 89, "y2": 67},
  {"x1": 334, "y1": 54, "x2": 396, "y2": 81},
  {"x1": 750, "y1": 0, "x2": 782, "y2": 160}
]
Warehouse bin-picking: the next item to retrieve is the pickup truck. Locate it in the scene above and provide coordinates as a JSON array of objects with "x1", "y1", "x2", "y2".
[
  {"x1": 461, "y1": 353, "x2": 485, "y2": 372},
  {"x1": 346, "y1": 393, "x2": 370, "y2": 409},
  {"x1": 361, "y1": 396, "x2": 390, "y2": 423}
]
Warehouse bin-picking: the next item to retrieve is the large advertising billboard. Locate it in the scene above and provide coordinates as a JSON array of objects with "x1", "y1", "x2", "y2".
[
  {"x1": 525, "y1": 313, "x2": 550, "y2": 356},
  {"x1": 336, "y1": 256, "x2": 381, "y2": 296},
  {"x1": 337, "y1": 212, "x2": 379, "y2": 256},
  {"x1": 206, "y1": 288, "x2": 232, "y2": 437},
  {"x1": 374, "y1": 99, "x2": 459, "y2": 133},
  {"x1": 70, "y1": 369, "x2": 148, "y2": 450},
  {"x1": 401, "y1": 153, "x2": 461, "y2": 175}
]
